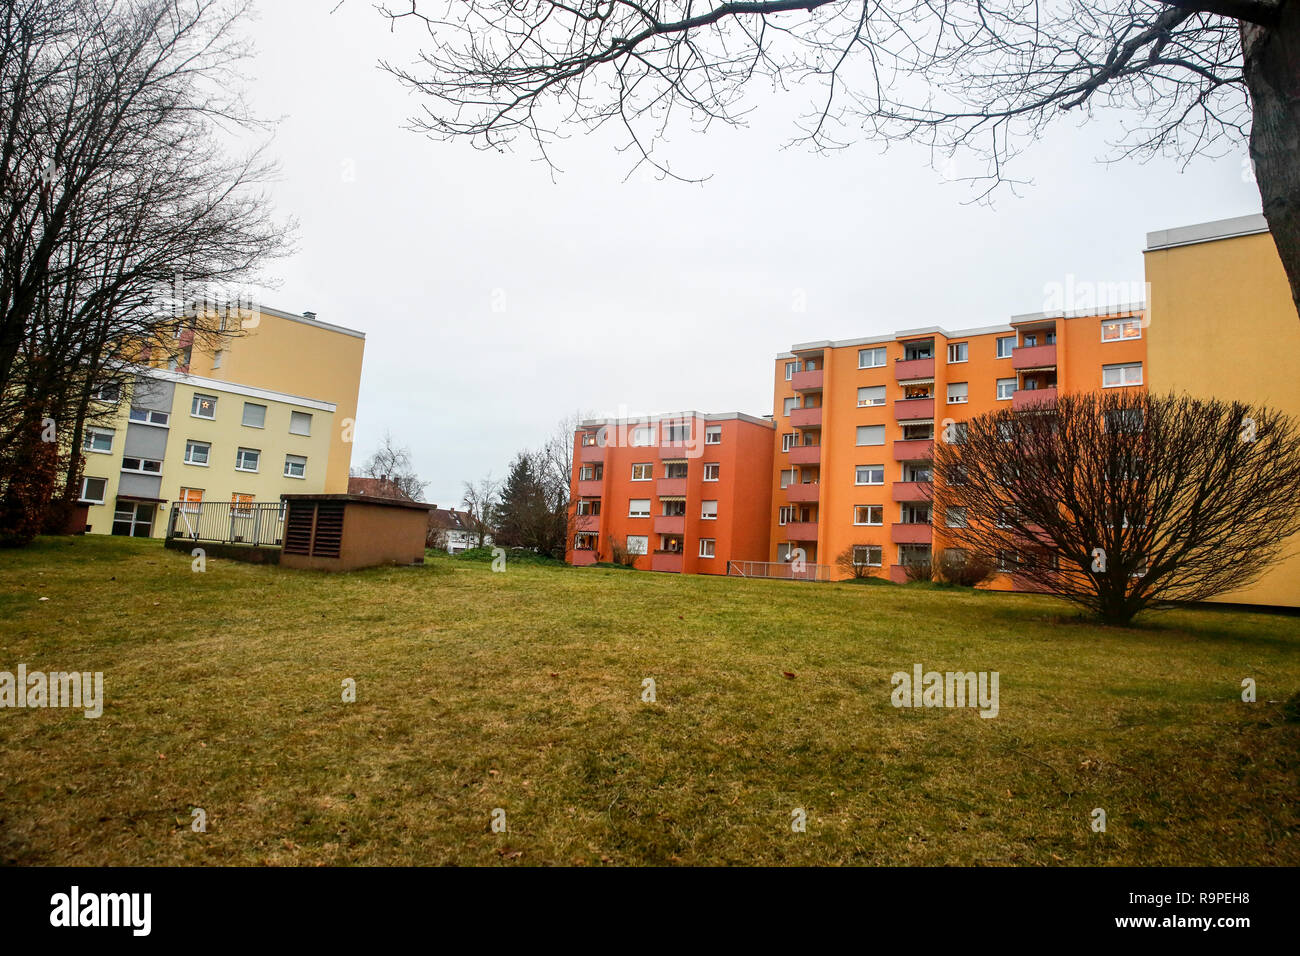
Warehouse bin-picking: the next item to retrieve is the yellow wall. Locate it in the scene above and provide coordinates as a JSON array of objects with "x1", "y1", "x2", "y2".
[
  {"x1": 187, "y1": 306, "x2": 364, "y2": 493},
  {"x1": 1145, "y1": 229, "x2": 1300, "y2": 607}
]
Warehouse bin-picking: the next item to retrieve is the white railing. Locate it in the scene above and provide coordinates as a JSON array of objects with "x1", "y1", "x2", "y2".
[{"x1": 727, "y1": 560, "x2": 838, "y2": 582}]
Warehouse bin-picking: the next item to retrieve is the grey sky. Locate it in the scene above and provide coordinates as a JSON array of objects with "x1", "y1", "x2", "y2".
[{"x1": 240, "y1": 2, "x2": 1261, "y2": 508}]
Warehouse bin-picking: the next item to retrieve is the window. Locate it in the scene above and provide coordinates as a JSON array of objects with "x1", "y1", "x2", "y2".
[
  {"x1": 856, "y1": 424, "x2": 885, "y2": 446},
  {"x1": 184, "y1": 440, "x2": 210, "y2": 465},
  {"x1": 855, "y1": 464, "x2": 885, "y2": 485},
  {"x1": 782, "y1": 433, "x2": 794, "y2": 452},
  {"x1": 289, "y1": 411, "x2": 312, "y2": 436},
  {"x1": 1101, "y1": 317, "x2": 1143, "y2": 341},
  {"x1": 699, "y1": 538, "x2": 716, "y2": 558},
  {"x1": 703, "y1": 463, "x2": 720, "y2": 481},
  {"x1": 580, "y1": 432, "x2": 600, "y2": 447},
  {"x1": 664, "y1": 422, "x2": 690, "y2": 443},
  {"x1": 83, "y1": 428, "x2": 114, "y2": 454},
  {"x1": 943, "y1": 421, "x2": 968, "y2": 445},
  {"x1": 783, "y1": 397, "x2": 798, "y2": 417},
  {"x1": 212, "y1": 349, "x2": 224, "y2": 369},
  {"x1": 235, "y1": 447, "x2": 260, "y2": 472},
  {"x1": 858, "y1": 347, "x2": 887, "y2": 369},
  {"x1": 996, "y1": 378, "x2": 1016, "y2": 400},
  {"x1": 579, "y1": 464, "x2": 603, "y2": 481},
  {"x1": 1022, "y1": 333, "x2": 1037, "y2": 348},
  {"x1": 779, "y1": 468, "x2": 796, "y2": 489},
  {"x1": 705, "y1": 425, "x2": 722, "y2": 445},
  {"x1": 284, "y1": 454, "x2": 307, "y2": 479},
  {"x1": 858, "y1": 386, "x2": 886, "y2": 407},
  {"x1": 900, "y1": 503, "x2": 931, "y2": 524},
  {"x1": 191, "y1": 393, "x2": 217, "y2": 419},
  {"x1": 128, "y1": 407, "x2": 169, "y2": 426},
  {"x1": 1102, "y1": 362, "x2": 1143, "y2": 387},
  {"x1": 243, "y1": 402, "x2": 267, "y2": 428},
  {"x1": 854, "y1": 505, "x2": 883, "y2": 526},
  {"x1": 664, "y1": 461, "x2": 688, "y2": 479},
  {"x1": 576, "y1": 499, "x2": 601, "y2": 516},
  {"x1": 91, "y1": 383, "x2": 120, "y2": 403},
  {"x1": 626, "y1": 535, "x2": 649, "y2": 556},
  {"x1": 945, "y1": 506, "x2": 968, "y2": 528},
  {"x1": 947, "y1": 343, "x2": 968, "y2": 363},
  {"x1": 701, "y1": 500, "x2": 718, "y2": 520},
  {"x1": 997, "y1": 421, "x2": 1016, "y2": 443},
  {"x1": 1105, "y1": 408, "x2": 1145, "y2": 433},
  {"x1": 662, "y1": 499, "x2": 687, "y2": 517},
  {"x1": 997, "y1": 550, "x2": 1021, "y2": 572},
  {"x1": 628, "y1": 499, "x2": 651, "y2": 518},
  {"x1": 631, "y1": 463, "x2": 653, "y2": 481},
  {"x1": 231, "y1": 493, "x2": 254, "y2": 517},
  {"x1": 121, "y1": 456, "x2": 162, "y2": 474},
  {"x1": 177, "y1": 487, "x2": 203, "y2": 513},
  {"x1": 996, "y1": 336, "x2": 1016, "y2": 359},
  {"x1": 853, "y1": 545, "x2": 883, "y2": 567},
  {"x1": 778, "y1": 505, "x2": 793, "y2": 525},
  {"x1": 785, "y1": 361, "x2": 797, "y2": 380},
  {"x1": 630, "y1": 425, "x2": 654, "y2": 446},
  {"x1": 946, "y1": 382, "x2": 968, "y2": 404},
  {"x1": 79, "y1": 476, "x2": 107, "y2": 504}
]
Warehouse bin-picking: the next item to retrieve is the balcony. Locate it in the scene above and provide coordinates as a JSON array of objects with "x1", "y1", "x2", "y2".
[
  {"x1": 895, "y1": 397, "x2": 934, "y2": 421},
  {"x1": 786, "y1": 521, "x2": 819, "y2": 541},
  {"x1": 654, "y1": 515, "x2": 685, "y2": 535},
  {"x1": 1013, "y1": 387, "x2": 1058, "y2": 411},
  {"x1": 786, "y1": 483, "x2": 820, "y2": 504},
  {"x1": 571, "y1": 550, "x2": 598, "y2": 567},
  {"x1": 790, "y1": 406, "x2": 822, "y2": 428},
  {"x1": 791, "y1": 368, "x2": 824, "y2": 392},
  {"x1": 892, "y1": 439, "x2": 934, "y2": 461},
  {"x1": 651, "y1": 551, "x2": 684, "y2": 573},
  {"x1": 788, "y1": 444, "x2": 821, "y2": 465},
  {"x1": 579, "y1": 442, "x2": 606, "y2": 463},
  {"x1": 656, "y1": 477, "x2": 687, "y2": 496},
  {"x1": 891, "y1": 523, "x2": 933, "y2": 544},
  {"x1": 892, "y1": 481, "x2": 932, "y2": 502},
  {"x1": 895, "y1": 357, "x2": 935, "y2": 381},
  {"x1": 575, "y1": 514, "x2": 600, "y2": 532},
  {"x1": 577, "y1": 479, "x2": 604, "y2": 497},
  {"x1": 1012, "y1": 344, "x2": 1057, "y2": 370}
]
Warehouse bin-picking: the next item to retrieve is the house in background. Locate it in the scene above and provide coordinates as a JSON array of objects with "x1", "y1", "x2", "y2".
[
  {"x1": 347, "y1": 476, "x2": 413, "y2": 500},
  {"x1": 426, "y1": 507, "x2": 490, "y2": 554}
]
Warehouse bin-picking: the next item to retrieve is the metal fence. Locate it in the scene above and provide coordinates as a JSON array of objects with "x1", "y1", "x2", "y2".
[
  {"x1": 727, "y1": 560, "x2": 838, "y2": 582},
  {"x1": 166, "y1": 500, "x2": 285, "y2": 548}
]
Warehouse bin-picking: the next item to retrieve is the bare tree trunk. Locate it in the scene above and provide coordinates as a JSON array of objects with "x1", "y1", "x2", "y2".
[{"x1": 1244, "y1": 9, "x2": 1300, "y2": 319}]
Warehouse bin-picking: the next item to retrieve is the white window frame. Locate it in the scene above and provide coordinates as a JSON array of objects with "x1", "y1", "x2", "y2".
[
  {"x1": 946, "y1": 382, "x2": 968, "y2": 404},
  {"x1": 626, "y1": 534, "x2": 649, "y2": 556},
  {"x1": 784, "y1": 361, "x2": 797, "y2": 381},
  {"x1": 995, "y1": 336, "x2": 1016, "y2": 359},
  {"x1": 242, "y1": 402, "x2": 267, "y2": 428},
  {"x1": 996, "y1": 378, "x2": 1016, "y2": 401},
  {"x1": 235, "y1": 447, "x2": 261, "y2": 473},
  {"x1": 628, "y1": 499, "x2": 651, "y2": 518},
  {"x1": 945, "y1": 506, "x2": 968, "y2": 528},
  {"x1": 284, "y1": 454, "x2": 307, "y2": 479},
  {"x1": 128, "y1": 407, "x2": 169, "y2": 427},
  {"x1": 857, "y1": 385, "x2": 886, "y2": 407},
  {"x1": 1101, "y1": 317, "x2": 1143, "y2": 341},
  {"x1": 289, "y1": 410, "x2": 312, "y2": 436},
  {"x1": 120, "y1": 456, "x2": 162, "y2": 475},
  {"x1": 858, "y1": 347, "x2": 887, "y2": 369},
  {"x1": 191, "y1": 393, "x2": 218, "y2": 419},
  {"x1": 705, "y1": 425, "x2": 722, "y2": 445},
  {"x1": 856, "y1": 424, "x2": 885, "y2": 446},
  {"x1": 703, "y1": 463, "x2": 720, "y2": 482},
  {"x1": 631, "y1": 462, "x2": 653, "y2": 481},
  {"x1": 184, "y1": 440, "x2": 211, "y2": 466},
  {"x1": 1102, "y1": 362, "x2": 1143, "y2": 388},
  {"x1": 701, "y1": 500, "x2": 719, "y2": 520},
  {"x1": 853, "y1": 504, "x2": 883, "y2": 526},
  {"x1": 778, "y1": 505, "x2": 793, "y2": 526},
  {"x1": 83, "y1": 427, "x2": 114, "y2": 454},
  {"x1": 947, "y1": 342, "x2": 968, "y2": 363},
  {"x1": 855, "y1": 465, "x2": 885, "y2": 486},
  {"x1": 79, "y1": 476, "x2": 107, "y2": 504},
  {"x1": 698, "y1": 538, "x2": 716, "y2": 558},
  {"x1": 853, "y1": 545, "x2": 883, "y2": 568}
]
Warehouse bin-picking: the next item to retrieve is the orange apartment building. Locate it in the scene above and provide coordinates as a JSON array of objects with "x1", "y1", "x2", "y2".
[
  {"x1": 568, "y1": 412, "x2": 774, "y2": 573},
  {"x1": 769, "y1": 307, "x2": 1147, "y2": 581}
]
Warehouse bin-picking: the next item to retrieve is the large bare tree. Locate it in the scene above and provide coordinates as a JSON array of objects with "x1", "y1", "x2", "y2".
[
  {"x1": 932, "y1": 390, "x2": 1300, "y2": 624},
  {"x1": 377, "y1": 0, "x2": 1300, "y2": 316}
]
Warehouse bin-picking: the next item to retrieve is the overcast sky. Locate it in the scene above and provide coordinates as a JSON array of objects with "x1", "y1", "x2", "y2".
[{"x1": 238, "y1": 2, "x2": 1262, "y2": 508}]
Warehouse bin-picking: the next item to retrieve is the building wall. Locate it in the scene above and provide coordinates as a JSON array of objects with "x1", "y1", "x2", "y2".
[
  {"x1": 1144, "y1": 221, "x2": 1300, "y2": 607},
  {"x1": 184, "y1": 306, "x2": 364, "y2": 493}
]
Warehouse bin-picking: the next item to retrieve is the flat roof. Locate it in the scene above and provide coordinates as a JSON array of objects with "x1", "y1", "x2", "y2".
[
  {"x1": 1145, "y1": 213, "x2": 1269, "y2": 252},
  {"x1": 138, "y1": 365, "x2": 338, "y2": 412},
  {"x1": 281, "y1": 493, "x2": 431, "y2": 511},
  {"x1": 579, "y1": 410, "x2": 775, "y2": 430}
]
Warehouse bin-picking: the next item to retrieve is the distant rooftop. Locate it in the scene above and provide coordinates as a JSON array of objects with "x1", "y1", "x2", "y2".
[
  {"x1": 1145, "y1": 213, "x2": 1269, "y2": 252},
  {"x1": 579, "y1": 410, "x2": 774, "y2": 429}
]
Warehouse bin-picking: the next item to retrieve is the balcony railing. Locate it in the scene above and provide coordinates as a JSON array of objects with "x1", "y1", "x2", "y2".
[
  {"x1": 790, "y1": 406, "x2": 822, "y2": 428},
  {"x1": 579, "y1": 443, "x2": 606, "y2": 463},
  {"x1": 895, "y1": 397, "x2": 935, "y2": 421},
  {"x1": 571, "y1": 550, "x2": 598, "y2": 566},
  {"x1": 659, "y1": 443, "x2": 690, "y2": 459},
  {"x1": 788, "y1": 444, "x2": 821, "y2": 465},
  {"x1": 653, "y1": 515, "x2": 685, "y2": 534},
  {"x1": 791, "y1": 368, "x2": 824, "y2": 392},
  {"x1": 575, "y1": 513, "x2": 600, "y2": 532},
  {"x1": 892, "y1": 481, "x2": 932, "y2": 502},
  {"x1": 577, "y1": 479, "x2": 604, "y2": 497},
  {"x1": 1012, "y1": 387, "x2": 1058, "y2": 411},
  {"x1": 651, "y1": 551, "x2": 684, "y2": 573},
  {"x1": 786, "y1": 482, "x2": 820, "y2": 503},
  {"x1": 785, "y1": 521, "x2": 819, "y2": 541},
  {"x1": 891, "y1": 522, "x2": 933, "y2": 544},
  {"x1": 895, "y1": 357, "x2": 935, "y2": 380},
  {"x1": 656, "y1": 477, "x2": 688, "y2": 496},
  {"x1": 1011, "y1": 343, "x2": 1057, "y2": 370},
  {"x1": 892, "y1": 438, "x2": 934, "y2": 461},
  {"x1": 728, "y1": 560, "x2": 836, "y2": 582}
]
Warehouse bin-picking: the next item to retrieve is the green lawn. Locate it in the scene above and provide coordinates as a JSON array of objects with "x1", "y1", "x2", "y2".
[{"x1": 0, "y1": 535, "x2": 1296, "y2": 866}]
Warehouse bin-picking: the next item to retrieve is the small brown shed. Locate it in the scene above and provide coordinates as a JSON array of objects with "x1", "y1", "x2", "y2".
[{"x1": 279, "y1": 493, "x2": 431, "y2": 571}]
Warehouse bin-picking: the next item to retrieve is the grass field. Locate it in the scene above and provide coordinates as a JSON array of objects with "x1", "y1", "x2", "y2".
[{"x1": 0, "y1": 535, "x2": 1297, "y2": 866}]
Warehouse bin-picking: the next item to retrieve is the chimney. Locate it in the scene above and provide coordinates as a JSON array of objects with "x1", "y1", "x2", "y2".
[{"x1": 303, "y1": 310, "x2": 317, "y2": 320}]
